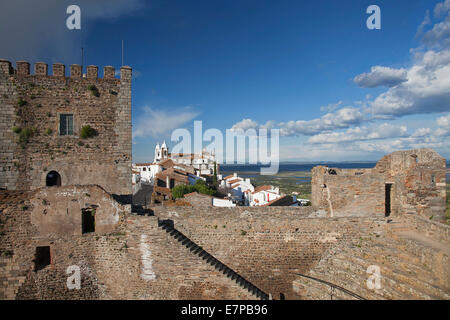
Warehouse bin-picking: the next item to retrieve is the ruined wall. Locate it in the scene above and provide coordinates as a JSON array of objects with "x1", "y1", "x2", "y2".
[
  {"x1": 0, "y1": 60, "x2": 132, "y2": 196},
  {"x1": 152, "y1": 206, "x2": 386, "y2": 300},
  {"x1": 311, "y1": 166, "x2": 384, "y2": 217},
  {"x1": 311, "y1": 149, "x2": 446, "y2": 221},
  {"x1": 0, "y1": 187, "x2": 254, "y2": 300}
]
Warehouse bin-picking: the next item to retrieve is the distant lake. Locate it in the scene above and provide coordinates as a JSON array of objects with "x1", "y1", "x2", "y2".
[{"x1": 220, "y1": 162, "x2": 378, "y2": 175}]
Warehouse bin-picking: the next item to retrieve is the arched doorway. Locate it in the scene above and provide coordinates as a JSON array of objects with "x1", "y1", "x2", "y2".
[{"x1": 46, "y1": 171, "x2": 61, "y2": 187}]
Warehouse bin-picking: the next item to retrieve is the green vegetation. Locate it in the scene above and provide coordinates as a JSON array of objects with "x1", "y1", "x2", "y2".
[
  {"x1": 13, "y1": 126, "x2": 35, "y2": 147},
  {"x1": 172, "y1": 179, "x2": 216, "y2": 199},
  {"x1": 12, "y1": 126, "x2": 21, "y2": 134},
  {"x1": 45, "y1": 128, "x2": 52, "y2": 135},
  {"x1": 87, "y1": 84, "x2": 100, "y2": 97},
  {"x1": 17, "y1": 98, "x2": 27, "y2": 106},
  {"x1": 80, "y1": 125, "x2": 97, "y2": 139},
  {"x1": 240, "y1": 230, "x2": 247, "y2": 236},
  {"x1": 18, "y1": 127, "x2": 34, "y2": 145}
]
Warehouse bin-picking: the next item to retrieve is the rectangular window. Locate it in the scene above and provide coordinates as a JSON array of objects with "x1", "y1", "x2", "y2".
[{"x1": 59, "y1": 114, "x2": 74, "y2": 136}]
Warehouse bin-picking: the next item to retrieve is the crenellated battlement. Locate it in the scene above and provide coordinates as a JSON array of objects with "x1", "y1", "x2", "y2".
[{"x1": 0, "y1": 59, "x2": 131, "y2": 80}]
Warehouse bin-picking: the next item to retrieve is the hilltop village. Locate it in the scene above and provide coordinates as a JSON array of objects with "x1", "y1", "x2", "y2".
[
  {"x1": 0, "y1": 60, "x2": 448, "y2": 300},
  {"x1": 132, "y1": 142, "x2": 305, "y2": 208}
]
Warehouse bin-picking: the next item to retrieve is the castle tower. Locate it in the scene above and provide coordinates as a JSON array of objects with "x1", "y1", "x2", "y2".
[{"x1": 0, "y1": 60, "x2": 132, "y2": 195}]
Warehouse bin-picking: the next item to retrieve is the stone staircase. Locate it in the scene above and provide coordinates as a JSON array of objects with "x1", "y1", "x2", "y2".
[
  {"x1": 158, "y1": 220, "x2": 270, "y2": 300},
  {"x1": 296, "y1": 218, "x2": 450, "y2": 300}
]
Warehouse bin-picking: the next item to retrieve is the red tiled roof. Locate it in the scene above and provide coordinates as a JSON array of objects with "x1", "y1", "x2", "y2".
[
  {"x1": 227, "y1": 179, "x2": 241, "y2": 185},
  {"x1": 262, "y1": 195, "x2": 296, "y2": 207},
  {"x1": 134, "y1": 162, "x2": 157, "y2": 166},
  {"x1": 253, "y1": 185, "x2": 273, "y2": 193},
  {"x1": 223, "y1": 175, "x2": 234, "y2": 180}
]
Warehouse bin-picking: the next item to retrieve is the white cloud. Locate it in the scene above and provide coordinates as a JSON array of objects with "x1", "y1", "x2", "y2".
[
  {"x1": 368, "y1": 51, "x2": 450, "y2": 117},
  {"x1": 320, "y1": 101, "x2": 342, "y2": 112},
  {"x1": 307, "y1": 123, "x2": 408, "y2": 144},
  {"x1": 436, "y1": 113, "x2": 450, "y2": 127},
  {"x1": 434, "y1": 0, "x2": 450, "y2": 18},
  {"x1": 417, "y1": 10, "x2": 431, "y2": 38},
  {"x1": 354, "y1": 66, "x2": 408, "y2": 88},
  {"x1": 435, "y1": 113, "x2": 450, "y2": 136},
  {"x1": 230, "y1": 118, "x2": 259, "y2": 132},
  {"x1": 229, "y1": 107, "x2": 365, "y2": 137},
  {"x1": 132, "y1": 106, "x2": 199, "y2": 139}
]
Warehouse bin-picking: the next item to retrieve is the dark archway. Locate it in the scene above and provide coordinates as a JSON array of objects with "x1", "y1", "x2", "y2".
[{"x1": 46, "y1": 171, "x2": 61, "y2": 187}]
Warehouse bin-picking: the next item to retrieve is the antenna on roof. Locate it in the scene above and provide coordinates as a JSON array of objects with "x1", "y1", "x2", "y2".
[{"x1": 121, "y1": 40, "x2": 124, "y2": 66}]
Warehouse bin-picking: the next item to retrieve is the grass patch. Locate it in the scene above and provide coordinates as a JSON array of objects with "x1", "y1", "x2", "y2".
[
  {"x1": 80, "y1": 125, "x2": 97, "y2": 139},
  {"x1": 12, "y1": 126, "x2": 21, "y2": 134},
  {"x1": 87, "y1": 84, "x2": 100, "y2": 97},
  {"x1": 17, "y1": 98, "x2": 27, "y2": 106}
]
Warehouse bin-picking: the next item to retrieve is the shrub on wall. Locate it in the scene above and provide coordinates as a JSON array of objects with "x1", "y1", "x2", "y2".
[
  {"x1": 12, "y1": 126, "x2": 21, "y2": 134},
  {"x1": 80, "y1": 125, "x2": 97, "y2": 139},
  {"x1": 87, "y1": 84, "x2": 100, "y2": 97},
  {"x1": 17, "y1": 98, "x2": 27, "y2": 106},
  {"x1": 19, "y1": 127, "x2": 34, "y2": 144}
]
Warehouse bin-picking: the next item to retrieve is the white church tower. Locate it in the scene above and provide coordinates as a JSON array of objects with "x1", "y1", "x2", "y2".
[
  {"x1": 154, "y1": 142, "x2": 161, "y2": 162},
  {"x1": 161, "y1": 141, "x2": 169, "y2": 160},
  {"x1": 154, "y1": 141, "x2": 169, "y2": 163}
]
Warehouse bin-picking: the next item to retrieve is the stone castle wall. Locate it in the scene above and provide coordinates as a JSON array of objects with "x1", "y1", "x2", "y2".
[
  {"x1": 152, "y1": 206, "x2": 386, "y2": 299},
  {"x1": 1, "y1": 188, "x2": 449, "y2": 300},
  {"x1": 311, "y1": 149, "x2": 446, "y2": 221},
  {"x1": 0, "y1": 60, "x2": 132, "y2": 196},
  {"x1": 0, "y1": 187, "x2": 254, "y2": 299}
]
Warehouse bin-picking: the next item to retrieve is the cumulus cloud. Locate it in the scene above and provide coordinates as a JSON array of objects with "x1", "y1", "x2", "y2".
[
  {"x1": 434, "y1": 0, "x2": 450, "y2": 18},
  {"x1": 422, "y1": 12, "x2": 450, "y2": 48},
  {"x1": 368, "y1": 50, "x2": 450, "y2": 117},
  {"x1": 230, "y1": 118, "x2": 259, "y2": 132},
  {"x1": 307, "y1": 123, "x2": 408, "y2": 144},
  {"x1": 417, "y1": 10, "x2": 431, "y2": 38},
  {"x1": 354, "y1": 66, "x2": 408, "y2": 88},
  {"x1": 320, "y1": 101, "x2": 342, "y2": 112},
  {"x1": 229, "y1": 107, "x2": 365, "y2": 137},
  {"x1": 133, "y1": 106, "x2": 199, "y2": 139},
  {"x1": 435, "y1": 113, "x2": 450, "y2": 136}
]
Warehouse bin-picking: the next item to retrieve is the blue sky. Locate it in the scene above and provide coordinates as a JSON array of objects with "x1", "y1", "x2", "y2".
[{"x1": 1, "y1": 0, "x2": 449, "y2": 162}]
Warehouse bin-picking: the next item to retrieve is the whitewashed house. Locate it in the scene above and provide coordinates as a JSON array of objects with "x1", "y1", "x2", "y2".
[
  {"x1": 247, "y1": 185, "x2": 282, "y2": 206},
  {"x1": 133, "y1": 163, "x2": 162, "y2": 184}
]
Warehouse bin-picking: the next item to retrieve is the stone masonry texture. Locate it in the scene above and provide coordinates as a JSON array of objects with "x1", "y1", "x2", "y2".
[{"x1": 0, "y1": 60, "x2": 131, "y2": 196}]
